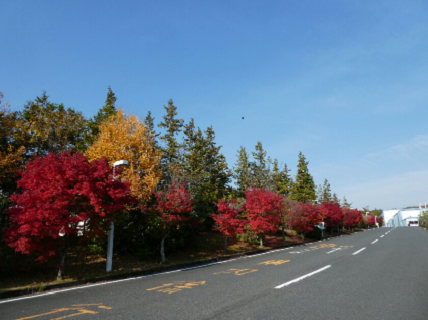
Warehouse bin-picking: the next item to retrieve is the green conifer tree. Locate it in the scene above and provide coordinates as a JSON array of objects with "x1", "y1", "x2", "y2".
[
  {"x1": 321, "y1": 179, "x2": 332, "y2": 203},
  {"x1": 342, "y1": 196, "x2": 352, "y2": 208},
  {"x1": 270, "y1": 160, "x2": 293, "y2": 196},
  {"x1": 158, "y1": 99, "x2": 184, "y2": 165},
  {"x1": 332, "y1": 193, "x2": 339, "y2": 204},
  {"x1": 81, "y1": 87, "x2": 117, "y2": 150},
  {"x1": 289, "y1": 152, "x2": 316, "y2": 203},
  {"x1": 233, "y1": 146, "x2": 251, "y2": 196},
  {"x1": 182, "y1": 120, "x2": 231, "y2": 220},
  {"x1": 250, "y1": 141, "x2": 271, "y2": 189}
]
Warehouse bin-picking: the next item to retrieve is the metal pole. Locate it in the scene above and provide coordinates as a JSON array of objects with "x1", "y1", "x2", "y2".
[
  {"x1": 106, "y1": 160, "x2": 128, "y2": 272},
  {"x1": 106, "y1": 222, "x2": 114, "y2": 272}
]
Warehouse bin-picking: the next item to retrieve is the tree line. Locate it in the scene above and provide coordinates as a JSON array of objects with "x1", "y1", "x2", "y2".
[{"x1": 0, "y1": 88, "x2": 382, "y2": 279}]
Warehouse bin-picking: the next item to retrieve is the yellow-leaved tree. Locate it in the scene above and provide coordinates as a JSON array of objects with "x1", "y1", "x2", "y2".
[
  {"x1": 86, "y1": 109, "x2": 162, "y2": 201},
  {"x1": 0, "y1": 92, "x2": 25, "y2": 195}
]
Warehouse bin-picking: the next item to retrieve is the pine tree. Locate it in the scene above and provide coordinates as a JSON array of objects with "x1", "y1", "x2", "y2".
[
  {"x1": 278, "y1": 163, "x2": 293, "y2": 196},
  {"x1": 332, "y1": 193, "x2": 339, "y2": 204},
  {"x1": 233, "y1": 147, "x2": 251, "y2": 196},
  {"x1": 81, "y1": 87, "x2": 117, "y2": 150},
  {"x1": 182, "y1": 121, "x2": 231, "y2": 220},
  {"x1": 289, "y1": 152, "x2": 316, "y2": 203},
  {"x1": 321, "y1": 179, "x2": 332, "y2": 203},
  {"x1": 251, "y1": 141, "x2": 271, "y2": 189},
  {"x1": 270, "y1": 160, "x2": 292, "y2": 196},
  {"x1": 158, "y1": 99, "x2": 184, "y2": 165},
  {"x1": 20, "y1": 92, "x2": 86, "y2": 156},
  {"x1": 342, "y1": 196, "x2": 352, "y2": 208}
]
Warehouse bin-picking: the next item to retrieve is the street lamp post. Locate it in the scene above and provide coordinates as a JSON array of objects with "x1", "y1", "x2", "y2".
[{"x1": 106, "y1": 160, "x2": 128, "y2": 272}]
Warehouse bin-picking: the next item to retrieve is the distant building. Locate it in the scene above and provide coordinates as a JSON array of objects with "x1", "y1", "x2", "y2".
[{"x1": 383, "y1": 208, "x2": 423, "y2": 227}]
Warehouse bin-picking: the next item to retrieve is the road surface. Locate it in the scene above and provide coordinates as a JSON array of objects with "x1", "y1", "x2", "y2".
[{"x1": 1, "y1": 227, "x2": 428, "y2": 320}]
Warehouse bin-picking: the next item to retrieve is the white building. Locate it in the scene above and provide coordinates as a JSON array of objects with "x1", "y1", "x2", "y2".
[{"x1": 383, "y1": 208, "x2": 423, "y2": 227}]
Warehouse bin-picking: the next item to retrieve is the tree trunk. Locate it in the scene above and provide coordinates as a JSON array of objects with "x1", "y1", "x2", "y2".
[
  {"x1": 260, "y1": 234, "x2": 264, "y2": 248},
  {"x1": 160, "y1": 233, "x2": 168, "y2": 263},
  {"x1": 224, "y1": 236, "x2": 228, "y2": 254},
  {"x1": 281, "y1": 217, "x2": 286, "y2": 244},
  {"x1": 57, "y1": 239, "x2": 69, "y2": 281},
  {"x1": 301, "y1": 233, "x2": 305, "y2": 242}
]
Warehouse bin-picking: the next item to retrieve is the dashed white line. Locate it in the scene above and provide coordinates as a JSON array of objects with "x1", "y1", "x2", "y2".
[
  {"x1": 275, "y1": 265, "x2": 331, "y2": 289},
  {"x1": 326, "y1": 248, "x2": 341, "y2": 254},
  {"x1": 380, "y1": 235, "x2": 384, "y2": 238},
  {"x1": 371, "y1": 239, "x2": 378, "y2": 244},
  {"x1": 352, "y1": 247, "x2": 366, "y2": 255}
]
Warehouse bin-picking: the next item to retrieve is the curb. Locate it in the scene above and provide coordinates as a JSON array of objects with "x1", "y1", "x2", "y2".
[{"x1": 0, "y1": 231, "x2": 356, "y2": 300}]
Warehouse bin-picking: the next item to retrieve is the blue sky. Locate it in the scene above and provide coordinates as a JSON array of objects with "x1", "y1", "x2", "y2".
[{"x1": 1, "y1": 0, "x2": 428, "y2": 210}]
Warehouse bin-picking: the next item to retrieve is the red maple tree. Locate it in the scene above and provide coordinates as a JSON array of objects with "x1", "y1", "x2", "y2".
[
  {"x1": 245, "y1": 188, "x2": 282, "y2": 248},
  {"x1": 4, "y1": 152, "x2": 135, "y2": 279},
  {"x1": 343, "y1": 208, "x2": 363, "y2": 229},
  {"x1": 211, "y1": 199, "x2": 246, "y2": 254},
  {"x1": 364, "y1": 214, "x2": 376, "y2": 227},
  {"x1": 317, "y1": 202, "x2": 344, "y2": 234},
  {"x1": 142, "y1": 181, "x2": 194, "y2": 263},
  {"x1": 288, "y1": 202, "x2": 320, "y2": 241}
]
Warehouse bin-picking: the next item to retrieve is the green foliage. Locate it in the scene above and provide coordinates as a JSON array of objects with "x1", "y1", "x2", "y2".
[
  {"x1": 419, "y1": 211, "x2": 428, "y2": 227},
  {"x1": 233, "y1": 147, "x2": 251, "y2": 196},
  {"x1": 182, "y1": 120, "x2": 232, "y2": 222},
  {"x1": 81, "y1": 87, "x2": 117, "y2": 151},
  {"x1": 332, "y1": 193, "x2": 339, "y2": 204},
  {"x1": 289, "y1": 152, "x2": 316, "y2": 203},
  {"x1": 158, "y1": 99, "x2": 184, "y2": 166},
  {"x1": 250, "y1": 141, "x2": 271, "y2": 189},
  {"x1": 19, "y1": 92, "x2": 86, "y2": 156},
  {"x1": 88, "y1": 243, "x2": 105, "y2": 256},
  {"x1": 342, "y1": 196, "x2": 352, "y2": 208}
]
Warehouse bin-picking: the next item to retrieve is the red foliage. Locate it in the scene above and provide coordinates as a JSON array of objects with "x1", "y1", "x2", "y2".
[
  {"x1": 211, "y1": 200, "x2": 246, "y2": 238},
  {"x1": 365, "y1": 214, "x2": 376, "y2": 226},
  {"x1": 4, "y1": 152, "x2": 135, "y2": 262},
  {"x1": 376, "y1": 216, "x2": 383, "y2": 227},
  {"x1": 143, "y1": 181, "x2": 194, "y2": 232},
  {"x1": 317, "y1": 202, "x2": 344, "y2": 228},
  {"x1": 245, "y1": 188, "x2": 282, "y2": 237},
  {"x1": 343, "y1": 208, "x2": 363, "y2": 228},
  {"x1": 288, "y1": 202, "x2": 320, "y2": 235}
]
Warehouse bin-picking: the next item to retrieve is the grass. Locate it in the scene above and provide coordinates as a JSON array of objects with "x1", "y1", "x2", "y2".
[{"x1": 0, "y1": 229, "x2": 346, "y2": 292}]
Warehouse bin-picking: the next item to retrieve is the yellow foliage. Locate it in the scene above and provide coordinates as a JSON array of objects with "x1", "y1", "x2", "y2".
[
  {"x1": 86, "y1": 109, "x2": 162, "y2": 201},
  {"x1": 0, "y1": 144, "x2": 25, "y2": 183},
  {"x1": 0, "y1": 93, "x2": 25, "y2": 190}
]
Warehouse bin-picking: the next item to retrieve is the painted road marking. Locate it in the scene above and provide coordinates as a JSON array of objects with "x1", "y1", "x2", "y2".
[
  {"x1": 0, "y1": 232, "x2": 362, "y2": 305},
  {"x1": 275, "y1": 265, "x2": 331, "y2": 289},
  {"x1": 214, "y1": 269, "x2": 258, "y2": 276},
  {"x1": 326, "y1": 248, "x2": 341, "y2": 254},
  {"x1": 371, "y1": 239, "x2": 378, "y2": 244},
  {"x1": 352, "y1": 248, "x2": 366, "y2": 255},
  {"x1": 259, "y1": 260, "x2": 290, "y2": 265},
  {"x1": 15, "y1": 304, "x2": 111, "y2": 320},
  {"x1": 147, "y1": 281, "x2": 205, "y2": 294}
]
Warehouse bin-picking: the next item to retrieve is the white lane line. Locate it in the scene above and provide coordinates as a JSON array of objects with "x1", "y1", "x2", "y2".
[
  {"x1": 352, "y1": 247, "x2": 366, "y2": 255},
  {"x1": 326, "y1": 248, "x2": 341, "y2": 254},
  {"x1": 380, "y1": 235, "x2": 384, "y2": 238},
  {"x1": 275, "y1": 265, "x2": 331, "y2": 289},
  {"x1": 371, "y1": 239, "x2": 378, "y2": 244}
]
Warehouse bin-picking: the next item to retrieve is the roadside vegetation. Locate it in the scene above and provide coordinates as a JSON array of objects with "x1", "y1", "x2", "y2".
[{"x1": 0, "y1": 89, "x2": 383, "y2": 291}]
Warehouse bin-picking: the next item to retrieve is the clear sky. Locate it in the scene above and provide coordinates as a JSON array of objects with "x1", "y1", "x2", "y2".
[{"x1": 1, "y1": 0, "x2": 428, "y2": 210}]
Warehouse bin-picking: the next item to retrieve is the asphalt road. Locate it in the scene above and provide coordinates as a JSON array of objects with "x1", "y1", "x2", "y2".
[{"x1": 2, "y1": 227, "x2": 428, "y2": 320}]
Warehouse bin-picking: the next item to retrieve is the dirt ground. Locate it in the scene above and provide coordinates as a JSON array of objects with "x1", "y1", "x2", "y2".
[{"x1": 1, "y1": 229, "x2": 344, "y2": 292}]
